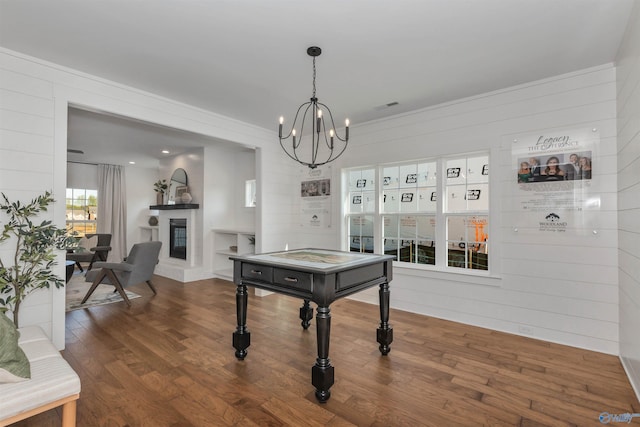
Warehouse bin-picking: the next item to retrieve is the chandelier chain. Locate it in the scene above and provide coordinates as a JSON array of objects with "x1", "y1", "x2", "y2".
[{"x1": 312, "y1": 57, "x2": 317, "y2": 99}]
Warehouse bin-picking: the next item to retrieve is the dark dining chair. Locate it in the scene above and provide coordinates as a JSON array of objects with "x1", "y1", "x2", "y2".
[{"x1": 66, "y1": 233, "x2": 112, "y2": 272}]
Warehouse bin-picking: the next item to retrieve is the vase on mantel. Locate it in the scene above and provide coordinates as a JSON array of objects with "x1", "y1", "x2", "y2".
[
  {"x1": 156, "y1": 192, "x2": 163, "y2": 205},
  {"x1": 181, "y1": 192, "x2": 192, "y2": 204}
]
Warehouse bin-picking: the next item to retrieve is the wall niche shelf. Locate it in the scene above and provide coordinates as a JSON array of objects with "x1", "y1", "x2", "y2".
[
  {"x1": 212, "y1": 228, "x2": 255, "y2": 280},
  {"x1": 139, "y1": 225, "x2": 159, "y2": 242},
  {"x1": 149, "y1": 204, "x2": 199, "y2": 210}
]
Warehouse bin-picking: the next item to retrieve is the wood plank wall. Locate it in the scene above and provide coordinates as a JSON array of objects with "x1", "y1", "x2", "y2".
[
  {"x1": 332, "y1": 65, "x2": 620, "y2": 355},
  {"x1": 616, "y1": 0, "x2": 640, "y2": 399}
]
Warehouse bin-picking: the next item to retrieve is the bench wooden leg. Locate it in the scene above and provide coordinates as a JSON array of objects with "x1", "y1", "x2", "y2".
[{"x1": 61, "y1": 399, "x2": 77, "y2": 427}]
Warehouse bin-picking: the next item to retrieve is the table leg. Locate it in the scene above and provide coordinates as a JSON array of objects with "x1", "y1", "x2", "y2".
[
  {"x1": 299, "y1": 299, "x2": 313, "y2": 329},
  {"x1": 377, "y1": 281, "x2": 393, "y2": 355},
  {"x1": 311, "y1": 305, "x2": 334, "y2": 403},
  {"x1": 233, "y1": 284, "x2": 250, "y2": 360}
]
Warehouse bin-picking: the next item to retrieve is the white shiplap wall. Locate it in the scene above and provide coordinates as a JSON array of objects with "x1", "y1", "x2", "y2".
[
  {"x1": 0, "y1": 47, "x2": 295, "y2": 349},
  {"x1": 320, "y1": 65, "x2": 620, "y2": 354},
  {"x1": 0, "y1": 43, "x2": 629, "y2": 363},
  {"x1": 616, "y1": 0, "x2": 640, "y2": 400}
]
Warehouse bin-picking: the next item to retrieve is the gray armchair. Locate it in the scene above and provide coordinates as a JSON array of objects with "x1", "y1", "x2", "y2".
[
  {"x1": 66, "y1": 233, "x2": 112, "y2": 272},
  {"x1": 82, "y1": 241, "x2": 162, "y2": 306}
]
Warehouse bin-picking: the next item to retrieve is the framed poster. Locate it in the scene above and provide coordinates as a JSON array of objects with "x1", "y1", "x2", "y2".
[
  {"x1": 510, "y1": 127, "x2": 600, "y2": 234},
  {"x1": 300, "y1": 166, "x2": 332, "y2": 228}
]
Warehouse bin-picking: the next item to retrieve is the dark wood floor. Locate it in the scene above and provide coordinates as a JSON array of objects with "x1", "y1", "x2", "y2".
[{"x1": 10, "y1": 275, "x2": 640, "y2": 427}]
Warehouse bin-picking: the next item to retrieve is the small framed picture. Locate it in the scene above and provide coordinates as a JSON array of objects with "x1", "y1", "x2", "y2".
[{"x1": 175, "y1": 186, "x2": 189, "y2": 198}]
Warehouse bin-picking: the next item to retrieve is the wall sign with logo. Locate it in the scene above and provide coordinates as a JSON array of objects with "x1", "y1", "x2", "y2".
[
  {"x1": 300, "y1": 166, "x2": 332, "y2": 228},
  {"x1": 510, "y1": 127, "x2": 600, "y2": 234}
]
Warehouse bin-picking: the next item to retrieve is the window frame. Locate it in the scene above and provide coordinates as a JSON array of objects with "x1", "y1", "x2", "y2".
[
  {"x1": 343, "y1": 152, "x2": 491, "y2": 276},
  {"x1": 66, "y1": 188, "x2": 98, "y2": 237}
]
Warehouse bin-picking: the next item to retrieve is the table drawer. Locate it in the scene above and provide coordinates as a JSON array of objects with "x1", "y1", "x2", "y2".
[
  {"x1": 337, "y1": 263, "x2": 384, "y2": 290},
  {"x1": 241, "y1": 263, "x2": 273, "y2": 282},
  {"x1": 274, "y1": 268, "x2": 313, "y2": 292}
]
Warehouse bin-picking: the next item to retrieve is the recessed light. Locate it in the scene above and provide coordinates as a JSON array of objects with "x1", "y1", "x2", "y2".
[
  {"x1": 162, "y1": 150, "x2": 170, "y2": 154},
  {"x1": 129, "y1": 161, "x2": 136, "y2": 165}
]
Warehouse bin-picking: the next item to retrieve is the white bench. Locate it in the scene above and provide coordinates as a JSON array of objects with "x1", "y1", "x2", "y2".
[{"x1": 0, "y1": 326, "x2": 81, "y2": 427}]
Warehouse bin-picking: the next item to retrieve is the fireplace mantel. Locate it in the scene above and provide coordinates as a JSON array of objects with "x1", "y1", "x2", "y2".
[{"x1": 150, "y1": 204, "x2": 199, "y2": 210}]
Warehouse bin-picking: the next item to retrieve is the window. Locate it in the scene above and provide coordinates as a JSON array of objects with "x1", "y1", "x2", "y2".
[
  {"x1": 346, "y1": 169, "x2": 375, "y2": 253},
  {"x1": 345, "y1": 153, "x2": 489, "y2": 272},
  {"x1": 66, "y1": 188, "x2": 97, "y2": 236},
  {"x1": 245, "y1": 179, "x2": 256, "y2": 207},
  {"x1": 444, "y1": 155, "x2": 489, "y2": 270},
  {"x1": 382, "y1": 161, "x2": 437, "y2": 265}
]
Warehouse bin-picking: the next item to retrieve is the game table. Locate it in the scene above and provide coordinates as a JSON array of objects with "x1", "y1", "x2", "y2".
[{"x1": 230, "y1": 248, "x2": 394, "y2": 402}]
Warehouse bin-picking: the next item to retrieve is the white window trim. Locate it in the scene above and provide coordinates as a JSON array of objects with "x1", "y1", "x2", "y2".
[{"x1": 343, "y1": 152, "x2": 494, "y2": 277}]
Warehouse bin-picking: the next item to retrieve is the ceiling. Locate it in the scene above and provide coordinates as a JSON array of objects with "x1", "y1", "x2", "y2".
[{"x1": 0, "y1": 0, "x2": 635, "y2": 167}]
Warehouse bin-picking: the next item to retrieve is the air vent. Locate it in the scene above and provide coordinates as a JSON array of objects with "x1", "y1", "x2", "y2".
[
  {"x1": 67, "y1": 149, "x2": 84, "y2": 154},
  {"x1": 374, "y1": 101, "x2": 400, "y2": 111}
]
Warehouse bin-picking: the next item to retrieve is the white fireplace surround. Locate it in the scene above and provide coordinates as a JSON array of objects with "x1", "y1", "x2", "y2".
[{"x1": 154, "y1": 209, "x2": 200, "y2": 282}]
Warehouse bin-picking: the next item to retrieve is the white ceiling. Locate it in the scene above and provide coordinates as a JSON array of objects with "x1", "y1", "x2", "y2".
[{"x1": 0, "y1": 0, "x2": 635, "y2": 167}]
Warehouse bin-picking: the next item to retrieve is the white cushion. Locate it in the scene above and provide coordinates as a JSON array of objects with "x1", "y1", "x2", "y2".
[
  {"x1": 79, "y1": 235, "x2": 98, "y2": 251},
  {"x1": 0, "y1": 326, "x2": 81, "y2": 421}
]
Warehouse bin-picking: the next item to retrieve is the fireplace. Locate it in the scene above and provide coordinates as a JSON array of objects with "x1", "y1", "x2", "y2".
[{"x1": 169, "y1": 218, "x2": 187, "y2": 260}]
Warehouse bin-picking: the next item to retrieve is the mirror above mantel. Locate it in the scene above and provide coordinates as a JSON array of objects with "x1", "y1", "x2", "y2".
[{"x1": 169, "y1": 168, "x2": 188, "y2": 203}]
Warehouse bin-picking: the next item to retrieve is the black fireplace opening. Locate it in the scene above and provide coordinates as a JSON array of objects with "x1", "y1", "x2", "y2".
[{"x1": 169, "y1": 218, "x2": 187, "y2": 260}]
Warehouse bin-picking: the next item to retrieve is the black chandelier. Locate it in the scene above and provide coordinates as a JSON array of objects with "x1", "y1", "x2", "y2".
[{"x1": 278, "y1": 46, "x2": 349, "y2": 169}]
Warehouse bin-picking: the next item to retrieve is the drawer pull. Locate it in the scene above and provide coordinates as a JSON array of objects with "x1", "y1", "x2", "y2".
[
  {"x1": 250, "y1": 269, "x2": 262, "y2": 275},
  {"x1": 284, "y1": 277, "x2": 298, "y2": 283}
]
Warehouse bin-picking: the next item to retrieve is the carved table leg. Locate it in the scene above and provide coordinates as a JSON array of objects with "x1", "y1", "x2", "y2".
[
  {"x1": 233, "y1": 284, "x2": 250, "y2": 360},
  {"x1": 377, "y1": 281, "x2": 393, "y2": 355},
  {"x1": 311, "y1": 305, "x2": 334, "y2": 402},
  {"x1": 299, "y1": 299, "x2": 313, "y2": 329}
]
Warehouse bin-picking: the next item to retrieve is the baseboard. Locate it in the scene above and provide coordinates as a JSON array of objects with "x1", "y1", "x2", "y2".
[{"x1": 620, "y1": 355, "x2": 640, "y2": 404}]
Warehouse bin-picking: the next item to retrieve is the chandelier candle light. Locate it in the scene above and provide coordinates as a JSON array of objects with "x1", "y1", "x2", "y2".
[{"x1": 278, "y1": 46, "x2": 349, "y2": 169}]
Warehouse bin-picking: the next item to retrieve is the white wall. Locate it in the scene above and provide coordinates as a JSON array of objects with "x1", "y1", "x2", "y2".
[
  {"x1": 231, "y1": 150, "x2": 257, "y2": 230},
  {"x1": 315, "y1": 65, "x2": 620, "y2": 355},
  {"x1": 616, "y1": 0, "x2": 640, "y2": 399},
  {"x1": 67, "y1": 162, "x2": 98, "y2": 189},
  {"x1": 0, "y1": 40, "x2": 630, "y2": 369},
  {"x1": 0, "y1": 47, "x2": 297, "y2": 348},
  {"x1": 125, "y1": 165, "x2": 159, "y2": 254}
]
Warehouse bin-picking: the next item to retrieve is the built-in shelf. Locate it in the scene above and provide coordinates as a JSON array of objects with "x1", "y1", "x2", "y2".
[
  {"x1": 212, "y1": 228, "x2": 255, "y2": 280},
  {"x1": 149, "y1": 204, "x2": 199, "y2": 210},
  {"x1": 140, "y1": 225, "x2": 159, "y2": 242}
]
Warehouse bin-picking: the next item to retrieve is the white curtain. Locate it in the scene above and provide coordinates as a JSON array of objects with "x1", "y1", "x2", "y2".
[{"x1": 97, "y1": 164, "x2": 127, "y2": 262}]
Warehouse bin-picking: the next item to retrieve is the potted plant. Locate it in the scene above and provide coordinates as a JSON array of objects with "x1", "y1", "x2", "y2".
[
  {"x1": 154, "y1": 179, "x2": 168, "y2": 205},
  {"x1": 0, "y1": 191, "x2": 76, "y2": 327}
]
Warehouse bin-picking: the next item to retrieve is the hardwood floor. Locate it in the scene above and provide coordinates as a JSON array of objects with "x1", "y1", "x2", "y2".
[{"x1": 10, "y1": 275, "x2": 640, "y2": 426}]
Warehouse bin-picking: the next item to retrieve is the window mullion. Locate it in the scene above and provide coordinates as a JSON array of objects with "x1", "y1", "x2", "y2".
[
  {"x1": 374, "y1": 165, "x2": 383, "y2": 255},
  {"x1": 435, "y1": 159, "x2": 446, "y2": 268}
]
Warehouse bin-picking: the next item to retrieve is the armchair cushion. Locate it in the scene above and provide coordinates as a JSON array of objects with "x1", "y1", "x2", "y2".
[{"x1": 79, "y1": 235, "x2": 98, "y2": 252}]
